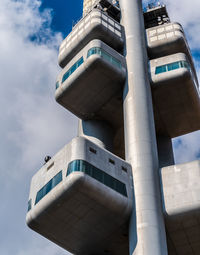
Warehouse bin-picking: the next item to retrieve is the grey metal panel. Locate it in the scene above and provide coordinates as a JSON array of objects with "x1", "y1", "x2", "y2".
[
  {"x1": 161, "y1": 160, "x2": 200, "y2": 255},
  {"x1": 150, "y1": 53, "x2": 200, "y2": 138},
  {"x1": 56, "y1": 39, "x2": 126, "y2": 121},
  {"x1": 58, "y1": 9, "x2": 124, "y2": 68},
  {"x1": 26, "y1": 136, "x2": 133, "y2": 255}
]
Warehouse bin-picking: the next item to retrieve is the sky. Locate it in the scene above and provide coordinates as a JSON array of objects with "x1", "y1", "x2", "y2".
[{"x1": 0, "y1": 0, "x2": 199, "y2": 255}]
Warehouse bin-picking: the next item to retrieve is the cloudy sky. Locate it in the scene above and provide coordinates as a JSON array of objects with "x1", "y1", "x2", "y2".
[{"x1": 0, "y1": 0, "x2": 199, "y2": 254}]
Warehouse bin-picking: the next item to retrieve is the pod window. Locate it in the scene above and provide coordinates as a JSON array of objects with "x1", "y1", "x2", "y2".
[
  {"x1": 89, "y1": 147, "x2": 97, "y2": 154},
  {"x1": 109, "y1": 158, "x2": 115, "y2": 165}
]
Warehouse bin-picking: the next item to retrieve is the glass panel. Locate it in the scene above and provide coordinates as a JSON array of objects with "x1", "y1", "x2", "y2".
[
  {"x1": 104, "y1": 172, "x2": 115, "y2": 189},
  {"x1": 85, "y1": 166, "x2": 91, "y2": 176},
  {"x1": 112, "y1": 57, "x2": 121, "y2": 68},
  {"x1": 71, "y1": 161, "x2": 76, "y2": 173},
  {"x1": 96, "y1": 48, "x2": 101, "y2": 55},
  {"x1": 87, "y1": 47, "x2": 122, "y2": 69},
  {"x1": 66, "y1": 160, "x2": 127, "y2": 197},
  {"x1": 155, "y1": 65, "x2": 167, "y2": 74},
  {"x1": 55, "y1": 81, "x2": 59, "y2": 90},
  {"x1": 101, "y1": 50, "x2": 110, "y2": 62},
  {"x1": 116, "y1": 180, "x2": 127, "y2": 196},
  {"x1": 180, "y1": 61, "x2": 184, "y2": 68},
  {"x1": 92, "y1": 167, "x2": 103, "y2": 182},
  {"x1": 35, "y1": 171, "x2": 63, "y2": 205},
  {"x1": 44, "y1": 180, "x2": 52, "y2": 195},
  {"x1": 52, "y1": 171, "x2": 62, "y2": 188},
  {"x1": 28, "y1": 199, "x2": 32, "y2": 212},
  {"x1": 167, "y1": 61, "x2": 180, "y2": 71},
  {"x1": 77, "y1": 57, "x2": 84, "y2": 67},
  {"x1": 182, "y1": 61, "x2": 189, "y2": 69},
  {"x1": 70, "y1": 63, "x2": 76, "y2": 74},
  {"x1": 62, "y1": 57, "x2": 84, "y2": 83},
  {"x1": 81, "y1": 160, "x2": 87, "y2": 173},
  {"x1": 62, "y1": 71, "x2": 70, "y2": 83},
  {"x1": 35, "y1": 188, "x2": 44, "y2": 204},
  {"x1": 155, "y1": 61, "x2": 190, "y2": 75}
]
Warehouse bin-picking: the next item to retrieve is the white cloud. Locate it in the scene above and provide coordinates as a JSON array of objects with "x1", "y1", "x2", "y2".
[
  {"x1": 162, "y1": 0, "x2": 200, "y2": 50},
  {"x1": 173, "y1": 131, "x2": 200, "y2": 163},
  {"x1": 0, "y1": 0, "x2": 77, "y2": 175},
  {"x1": 0, "y1": 0, "x2": 75, "y2": 254}
]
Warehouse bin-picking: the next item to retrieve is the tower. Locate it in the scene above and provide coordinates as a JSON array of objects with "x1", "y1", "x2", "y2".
[{"x1": 26, "y1": 1, "x2": 200, "y2": 254}]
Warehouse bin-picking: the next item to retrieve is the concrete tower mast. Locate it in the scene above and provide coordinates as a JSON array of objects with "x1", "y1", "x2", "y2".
[
  {"x1": 26, "y1": 1, "x2": 200, "y2": 254},
  {"x1": 120, "y1": 0, "x2": 167, "y2": 254}
]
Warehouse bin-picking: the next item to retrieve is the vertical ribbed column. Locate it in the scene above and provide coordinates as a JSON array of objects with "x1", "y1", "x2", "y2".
[{"x1": 120, "y1": 0, "x2": 168, "y2": 254}]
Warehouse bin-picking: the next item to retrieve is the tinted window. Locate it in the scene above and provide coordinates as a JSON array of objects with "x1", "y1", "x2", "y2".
[
  {"x1": 155, "y1": 61, "x2": 190, "y2": 75},
  {"x1": 87, "y1": 47, "x2": 122, "y2": 69},
  {"x1": 55, "y1": 81, "x2": 59, "y2": 90},
  {"x1": 27, "y1": 199, "x2": 32, "y2": 212},
  {"x1": 167, "y1": 61, "x2": 180, "y2": 71},
  {"x1": 155, "y1": 65, "x2": 167, "y2": 74},
  {"x1": 62, "y1": 57, "x2": 84, "y2": 84},
  {"x1": 35, "y1": 171, "x2": 63, "y2": 205},
  {"x1": 67, "y1": 160, "x2": 127, "y2": 197}
]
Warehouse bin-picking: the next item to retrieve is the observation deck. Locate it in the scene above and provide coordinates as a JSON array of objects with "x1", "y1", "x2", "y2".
[
  {"x1": 161, "y1": 160, "x2": 200, "y2": 255},
  {"x1": 150, "y1": 53, "x2": 200, "y2": 138},
  {"x1": 26, "y1": 136, "x2": 133, "y2": 255},
  {"x1": 58, "y1": 9, "x2": 124, "y2": 68},
  {"x1": 146, "y1": 22, "x2": 189, "y2": 59},
  {"x1": 56, "y1": 39, "x2": 126, "y2": 126}
]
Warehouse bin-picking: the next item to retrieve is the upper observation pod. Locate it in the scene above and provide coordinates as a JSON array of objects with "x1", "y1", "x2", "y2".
[
  {"x1": 56, "y1": 39, "x2": 126, "y2": 123},
  {"x1": 143, "y1": 3, "x2": 170, "y2": 29},
  {"x1": 26, "y1": 136, "x2": 133, "y2": 255},
  {"x1": 146, "y1": 22, "x2": 190, "y2": 59},
  {"x1": 150, "y1": 53, "x2": 200, "y2": 138},
  {"x1": 58, "y1": 9, "x2": 124, "y2": 68},
  {"x1": 83, "y1": 0, "x2": 120, "y2": 21}
]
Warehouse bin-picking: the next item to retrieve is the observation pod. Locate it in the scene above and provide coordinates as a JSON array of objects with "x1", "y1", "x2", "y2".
[
  {"x1": 150, "y1": 53, "x2": 200, "y2": 138},
  {"x1": 26, "y1": 137, "x2": 133, "y2": 255},
  {"x1": 161, "y1": 160, "x2": 200, "y2": 255},
  {"x1": 58, "y1": 8, "x2": 124, "y2": 68},
  {"x1": 147, "y1": 22, "x2": 190, "y2": 59},
  {"x1": 55, "y1": 39, "x2": 126, "y2": 122}
]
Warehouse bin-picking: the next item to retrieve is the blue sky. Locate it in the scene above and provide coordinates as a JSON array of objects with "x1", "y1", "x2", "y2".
[
  {"x1": 0, "y1": 0, "x2": 199, "y2": 255},
  {"x1": 40, "y1": 0, "x2": 83, "y2": 34}
]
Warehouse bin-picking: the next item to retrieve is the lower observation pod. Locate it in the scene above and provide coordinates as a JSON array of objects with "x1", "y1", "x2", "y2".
[
  {"x1": 55, "y1": 39, "x2": 126, "y2": 122},
  {"x1": 150, "y1": 53, "x2": 200, "y2": 138},
  {"x1": 26, "y1": 137, "x2": 133, "y2": 255},
  {"x1": 161, "y1": 160, "x2": 200, "y2": 255}
]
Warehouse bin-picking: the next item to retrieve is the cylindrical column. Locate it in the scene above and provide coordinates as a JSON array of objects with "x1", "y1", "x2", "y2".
[
  {"x1": 78, "y1": 119, "x2": 113, "y2": 151},
  {"x1": 120, "y1": 0, "x2": 168, "y2": 254}
]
